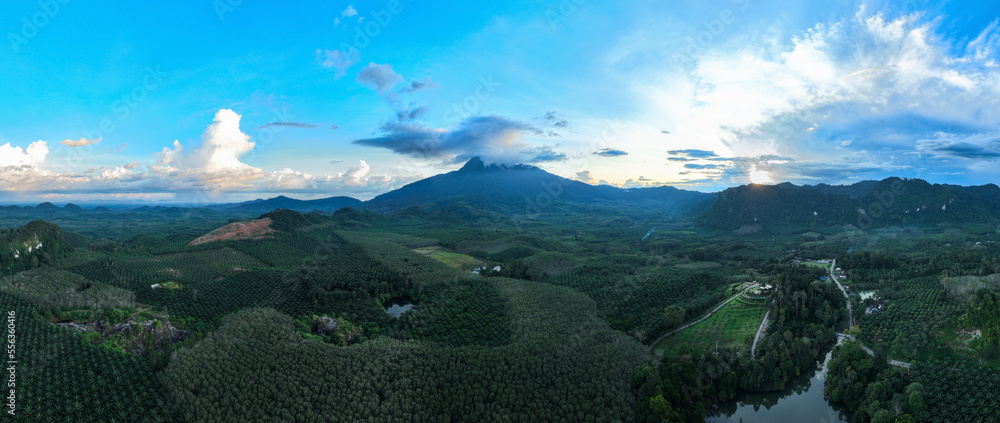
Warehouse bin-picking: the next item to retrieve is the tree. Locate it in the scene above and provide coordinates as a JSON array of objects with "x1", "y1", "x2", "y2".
[
  {"x1": 908, "y1": 390, "x2": 924, "y2": 415},
  {"x1": 648, "y1": 395, "x2": 676, "y2": 421},
  {"x1": 872, "y1": 409, "x2": 894, "y2": 423},
  {"x1": 664, "y1": 305, "x2": 685, "y2": 328}
]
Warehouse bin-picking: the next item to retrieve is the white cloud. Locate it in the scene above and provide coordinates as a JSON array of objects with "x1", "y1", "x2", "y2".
[
  {"x1": 341, "y1": 5, "x2": 358, "y2": 18},
  {"x1": 99, "y1": 166, "x2": 133, "y2": 181},
  {"x1": 0, "y1": 141, "x2": 48, "y2": 167},
  {"x1": 339, "y1": 160, "x2": 392, "y2": 186},
  {"x1": 618, "y1": 7, "x2": 1000, "y2": 187},
  {"x1": 150, "y1": 109, "x2": 265, "y2": 191},
  {"x1": 60, "y1": 137, "x2": 101, "y2": 147},
  {"x1": 0, "y1": 109, "x2": 406, "y2": 199}
]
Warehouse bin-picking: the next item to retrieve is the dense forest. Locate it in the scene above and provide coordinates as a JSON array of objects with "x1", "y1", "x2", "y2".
[
  {"x1": 825, "y1": 339, "x2": 924, "y2": 422},
  {"x1": 0, "y1": 188, "x2": 996, "y2": 422},
  {"x1": 635, "y1": 265, "x2": 846, "y2": 421}
]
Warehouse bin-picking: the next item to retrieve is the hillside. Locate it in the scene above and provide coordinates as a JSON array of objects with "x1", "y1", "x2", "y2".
[
  {"x1": 188, "y1": 218, "x2": 276, "y2": 246},
  {"x1": 0, "y1": 220, "x2": 71, "y2": 274},
  {"x1": 219, "y1": 195, "x2": 361, "y2": 214},
  {"x1": 362, "y1": 157, "x2": 714, "y2": 218},
  {"x1": 698, "y1": 178, "x2": 1000, "y2": 230}
]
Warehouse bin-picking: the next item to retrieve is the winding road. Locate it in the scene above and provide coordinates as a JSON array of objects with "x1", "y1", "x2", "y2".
[
  {"x1": 829, "y1": 260, "x2": 911, "y2": 368},
  {"x1": 829, "y1": 259, "x2": 854, "y2": 328}
]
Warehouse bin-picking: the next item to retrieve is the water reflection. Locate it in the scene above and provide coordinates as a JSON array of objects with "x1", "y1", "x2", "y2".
[
  {"x1": 385, "y1": 296, "x2": 415, "y2": 318},
  {"x1": 709, "y1": 347, "x2": 848, "y2": 422}
]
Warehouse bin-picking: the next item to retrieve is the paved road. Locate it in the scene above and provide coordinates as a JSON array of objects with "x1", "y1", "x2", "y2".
[
  {"x1": 750, "y1": 309, "x2": 771, "y2": 360},
  {"x1": 828, "y1": 260, "x2": 911, "y2": 368},
  {"x1": 837, "y1": 333, "x2": 911, "y2": 368},
  {"x1": 829, "y1": 259, "x2": 854, "y2": 327},
  {"x1": 649, "y1": 287, "x2": 754, "y2": 348}
]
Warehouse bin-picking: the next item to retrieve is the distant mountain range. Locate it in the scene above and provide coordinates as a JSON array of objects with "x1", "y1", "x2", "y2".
[
  {"x1": 698, "y1": 177, "x2": 1000, "y2": 230},
  {"x1": 210, "y1": 195, "x2": 362, "y2": 214},
  {"x1": 5, "y1": 158, "x2": 999, "y2": 231},
  {"x1": 0, "y1": 159, "x2": 714, "y2": 221}
]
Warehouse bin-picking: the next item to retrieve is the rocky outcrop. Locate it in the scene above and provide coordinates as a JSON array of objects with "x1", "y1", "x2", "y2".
[{"x1": 56, "y1": 317, "x2": 193, "y2": 355}]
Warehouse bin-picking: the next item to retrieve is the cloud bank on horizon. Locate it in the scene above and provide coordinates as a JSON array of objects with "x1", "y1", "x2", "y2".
[{"x1": 0, "y1": 1, "x2": 998, "y2": 202}]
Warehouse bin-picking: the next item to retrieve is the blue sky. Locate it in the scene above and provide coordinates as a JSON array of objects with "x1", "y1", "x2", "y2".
[{"x1": 1, "y1": 0, "x2": 998, "y2": 203}]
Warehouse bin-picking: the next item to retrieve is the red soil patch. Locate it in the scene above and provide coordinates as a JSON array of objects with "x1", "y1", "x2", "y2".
[{"x1": 188, "y1": 218, "x2": 275, "y2": 246}]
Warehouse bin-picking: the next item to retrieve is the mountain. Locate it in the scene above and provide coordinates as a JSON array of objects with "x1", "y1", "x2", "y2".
[
  {"x1": 698, "y1": 177, "x2": 1000, "y2": 230},
  {"x1": 0, "y1": 220, "x2": 71, "y2": 273},
  {"x1": 361, "y1": 157, "x2": 715, "y2": 218},
  {"x1": 220, "y1": 195, "x2": 362, "y2": 214},
  {"x1": 35, "y1": 202, "x2": 60, "y2": 211}
]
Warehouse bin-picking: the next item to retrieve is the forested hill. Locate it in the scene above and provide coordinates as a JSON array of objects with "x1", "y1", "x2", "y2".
[
  {"x1": 0, "y1": 220, "x2": 71, "y2": 273},
  {"x1": 216, "y1": 195, "x2": 362, "y2": 214},
  {"x1": 362, "y1": 156, "x2": 715, "y2": 216},
  {"x1": 697, "y1": 177, "x2": 1000, "y2": 230}
]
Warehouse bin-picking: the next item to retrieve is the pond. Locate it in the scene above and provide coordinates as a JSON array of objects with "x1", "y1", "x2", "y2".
[
  {"x1": 859, "y1": 291, "x2": 878, "y2": 301},
  {"x1": 709, "y1": 343, "x2": 848, "y2": 422},
  {"x1": 384, "y1": 297, "x2": 415, "y2": 318}
]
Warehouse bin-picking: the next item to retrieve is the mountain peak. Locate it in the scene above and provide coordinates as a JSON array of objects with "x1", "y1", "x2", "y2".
[{"x1": 459, "y1": 157, "x2": 486, "y2": 172}]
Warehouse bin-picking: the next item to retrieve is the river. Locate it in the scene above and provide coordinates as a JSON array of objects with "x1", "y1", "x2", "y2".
[{"x1": 708, "y1": 344, "x2": 849, "y2": 422}]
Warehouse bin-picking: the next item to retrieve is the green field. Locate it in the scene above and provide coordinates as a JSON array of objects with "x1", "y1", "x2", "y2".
[
  {"x1": 800, "y1": 261, "x2": 831, "y2": 269},
  {"x1": 655, "y1": 297, "x2": 766, "y2": 357},
  {"x1": 414, "y1": 246, "x2": 483, "y2": 270}
]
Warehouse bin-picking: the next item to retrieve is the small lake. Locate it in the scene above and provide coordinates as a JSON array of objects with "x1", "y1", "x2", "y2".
[
  {"x1": 384, "y1": 297, "x2": 415, "y2": 318},
  {"x1": 709, "y1": 344, "x2": 848, "y2": 422}
]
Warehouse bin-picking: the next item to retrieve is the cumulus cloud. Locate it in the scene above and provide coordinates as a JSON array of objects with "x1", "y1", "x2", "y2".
[
  {"x1": 354, "y1": 115, "x2": 556, "y2": 164},
  {"x1": 317, "y1": 49, "x2": 360, "y2": 78},
  {"x1": 341, "y1": 5, "x2": 358, "y2": 18},
  {"x1": 340, "y1": 160, "x2": 391, "y2": 186},
  {"x1": 60, "y1": 137, "x2": 101, "y2": 147},
  {"x1": 0, "y1": 110, "x2": 409, "y2": 199},
  {"x1": 98, "y1": 166, "x2": 134, "y2": 181},
  {"x1": 0, "y1": 141, "x2": 89, "y2": 193},
  {"x1": 622, "y1": 7, "x2": 1000, "y2": 187},
  {"x1": 0, "y1": 141, "x2": 48, "y2": 167},
  {"x1": 594, "y1": 148, "x2": 628, "y2": 157},
  {"x1": 152, "y1": 109, "x2": 263, "y2": 191},
  {"x1": 575, "y1": 170, "x2": 596, "y2": 184},
  {"x1": 357, "y1": 63, "x2": 404, "y2": 94}
]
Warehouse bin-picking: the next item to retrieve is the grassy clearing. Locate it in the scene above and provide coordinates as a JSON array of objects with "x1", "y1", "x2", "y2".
[
  {"x1": 655, "y1": 299, "x2": 766, "y2": 358},
  {"x1": 413, "y1": 246, "x2": 482, "y2": 270}
]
